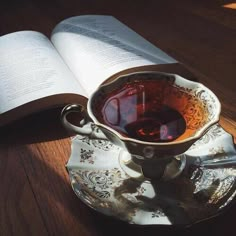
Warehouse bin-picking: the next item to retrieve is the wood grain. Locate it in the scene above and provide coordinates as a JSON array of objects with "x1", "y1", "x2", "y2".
[
  {"x1": 0, "y1": 144, "x2": 48, "y2": 235},
  {"x1": 0, "y1": 0, "x2": 235, "y2": 235}
]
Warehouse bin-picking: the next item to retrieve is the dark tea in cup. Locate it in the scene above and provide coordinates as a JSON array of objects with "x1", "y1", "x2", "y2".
[
  {"x1": 93, "y1": 79, "x2": 186, "y2": 142},
  {"x1": 91, "y1": 73, "x2": 210, "y2": 143}
]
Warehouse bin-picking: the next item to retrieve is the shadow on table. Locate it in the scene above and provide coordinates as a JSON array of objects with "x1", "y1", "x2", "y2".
[
  {"x1": 0, "y1": 107, "x2": 76, "y2": 144},
  {"x1": 89, "y1": 201, "x2": 236, "y2": 236}
]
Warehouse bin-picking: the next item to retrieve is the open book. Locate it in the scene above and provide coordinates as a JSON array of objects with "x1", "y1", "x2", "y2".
[{"x1": 0, "y1": 15, "x2": 192, "y2": 126}]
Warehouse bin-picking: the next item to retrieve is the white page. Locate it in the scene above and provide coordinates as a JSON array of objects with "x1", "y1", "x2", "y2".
[
  {"x1": 0, "y1": 31, "x2": 86, "y2": 113},
  {"x1": 51, "y1": 15, "x2": 177, "y2": 96}
]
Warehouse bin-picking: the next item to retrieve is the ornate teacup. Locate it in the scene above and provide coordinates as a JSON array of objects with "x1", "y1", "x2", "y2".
[{"x1": 61, "y1": 71, "x2": 221, "y2": 180}]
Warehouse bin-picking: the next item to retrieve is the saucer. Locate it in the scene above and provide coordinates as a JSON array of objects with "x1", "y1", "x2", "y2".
[{"x1": 66, "y1": 124, "x2": 236, "y2": 226}]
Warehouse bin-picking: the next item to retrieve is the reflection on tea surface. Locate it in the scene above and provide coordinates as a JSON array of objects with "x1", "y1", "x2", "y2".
[{"x1": 95, "y1": 80, "x2": 186, "y2": 142}]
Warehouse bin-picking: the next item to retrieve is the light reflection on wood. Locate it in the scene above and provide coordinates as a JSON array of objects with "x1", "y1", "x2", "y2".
[{"x1": 223, "y1": 3, "x2": 236, "y2": 9}]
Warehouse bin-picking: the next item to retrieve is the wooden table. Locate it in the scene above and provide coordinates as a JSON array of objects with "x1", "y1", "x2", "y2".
[{"x1": 0, "y1": 0, "x2": 235, "y2": 235}]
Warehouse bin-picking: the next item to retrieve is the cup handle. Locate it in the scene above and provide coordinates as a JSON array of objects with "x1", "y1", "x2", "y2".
[{"x1": 61, "y1": 104, "x2": 108, "y2": 140}]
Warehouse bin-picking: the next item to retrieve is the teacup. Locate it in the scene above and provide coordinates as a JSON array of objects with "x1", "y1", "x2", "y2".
[{"x1": 61, "y1": 71, "x2": 221, "y2": 180}]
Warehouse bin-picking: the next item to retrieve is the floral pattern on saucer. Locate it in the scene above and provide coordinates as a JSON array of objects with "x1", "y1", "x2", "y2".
[{"x1": 66, "y1": 124, "x2": 236, "y2": 226}]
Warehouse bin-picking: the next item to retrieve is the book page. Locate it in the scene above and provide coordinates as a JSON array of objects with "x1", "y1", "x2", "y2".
[
  {"x1": 51, "y1": 15, "x2": 177, "y2": 96},
  {"x1": 0, "y1": 31, "x2": 86, "y2": 114}
]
